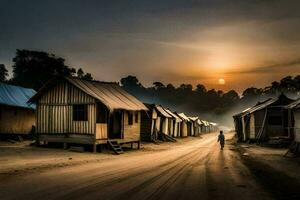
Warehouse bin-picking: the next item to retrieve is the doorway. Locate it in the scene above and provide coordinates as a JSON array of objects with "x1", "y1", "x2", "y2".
[{"x1": 109, "y1": 111, "x2": 123, "y2": 139}]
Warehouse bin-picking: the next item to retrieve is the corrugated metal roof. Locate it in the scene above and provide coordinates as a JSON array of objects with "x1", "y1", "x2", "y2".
[
  {"x1": 247, "y1": 98, "x2": 277, "y2": 114},
  {"x1": 30, "y1": 77, "x2": 147, "y2": 111},
  {"x1": 177, "y1": 113, "x2": 190, "y2": 121},
  {"x1": 67, "y1": 77, "x2": 147, "y2": 111},
  {"x1": 209, "y1": 122, "x2": 218, "y2": 126},
  {"x1": 285, "y1": 98, "x2": 300, "y2": 109},
  {"x1": 0, "y1": 83, "x2": 36, "y2": 109},
  {"x1": 189, "y1": 117, "x2": 198, "y2": 122},
  {"x1": 163, "y1": 108, "x2": 182, "y2": 122},
  {"x1": 196, "y1": 119, "x2": 203, "y2": 126},
  {"x1": 201, "y1": 120, "x2": 210, "y2": 126},
  {"x1": 234, "y1": 98, "x2": 279, "y2": 117},
  {"x1": 155, "y1": 105, "x2": 172, "y2": 118}
]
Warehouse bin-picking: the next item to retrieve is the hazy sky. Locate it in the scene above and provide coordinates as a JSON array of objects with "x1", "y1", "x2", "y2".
[{"x1": 1, "y1": 0, "x2": 300, "y2": 92}]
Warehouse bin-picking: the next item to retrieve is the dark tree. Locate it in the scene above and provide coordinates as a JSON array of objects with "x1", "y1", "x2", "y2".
[
  {"x1": 153, "y1": 82, "x2": 165, "y2": 90},
  {"x1": 196, "y1": 84, "x2": 207, "y2": 94},
  {"x1": 179, "y1": 84, "x2": 193, "y2": 92},
  {"x1": 0, "y1": 64, "x2": 8, "y2": 82},
  {"x1": 82, "y1": 73, "x2": 93, "y2": 81},
  {"x1": 242, "y1": 87, "x2": 263, "y2": 99},
  {"x1": 77, "y1": 68, "x2": 84, "y2": 78},
  {"x1": 76, "y1": 68, "x2": 93, "y2": 81},
  {"x1": 11, "y1": 49, "x2": 76, "y2": 90},
  {"x1": 223, "y1": 90, "x2": 239, "y2": 101},
  {"x1": 280, "y1": 76, "x2": 295, "y2": 92},
  {"x1": 120, "y1": 75, "x2": 142, "y2": 88},
  {"x1": 294, "y1": 75, "x2": 300, "y2": 91},
  {"x1": 166, "y1": 83, "x2": 175, "y2": 90}
]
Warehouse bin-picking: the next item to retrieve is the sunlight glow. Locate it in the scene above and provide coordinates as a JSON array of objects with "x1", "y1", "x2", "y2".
[{"x1": 218, "y1": 78, "x2": 226, "y2": 85}]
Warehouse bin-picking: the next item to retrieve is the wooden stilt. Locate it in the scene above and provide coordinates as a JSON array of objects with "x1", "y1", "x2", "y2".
[
  {"x1": 137, "y1": 141, "x2": 140, "y2": 149},
  {"x1": 93, "y1": 143, "x2": 97, "y2": 153},
  {"x1": 36, "y1": 138, "x2": 40, "y2": 147},
  {"x1": 63, "y1": 142, "x2": 68, "y2": 150}
]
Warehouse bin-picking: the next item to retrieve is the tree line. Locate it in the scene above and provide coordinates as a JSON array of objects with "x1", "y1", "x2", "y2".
[
  {"x1": 0, "y1": 49, "x2": 93, "y2": 90},
  {"x1": 0, "y1": 49, "x2": 299, "y2": 119}
]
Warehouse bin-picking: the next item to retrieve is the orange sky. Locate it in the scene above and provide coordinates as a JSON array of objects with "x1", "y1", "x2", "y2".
[{"x1": 1, "y1": 0, "x2": 300, "y2": 92}]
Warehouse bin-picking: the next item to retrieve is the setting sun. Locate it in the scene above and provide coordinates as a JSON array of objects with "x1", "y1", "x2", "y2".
[{"x1": 218, "y1": 78, "x2": 225, "y2": 85}]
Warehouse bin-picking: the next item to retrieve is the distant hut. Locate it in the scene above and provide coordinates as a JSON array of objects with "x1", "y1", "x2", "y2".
[
  {"x1": 196, "y1": 119, "x2": 204, "y2": 135},
  {"x1": 285, "y1": 99, "x2": 300, "y2": 148},
  {"x1": 0, "y1": 83, "x2": 36, "y2": 137},
  {"x1": 140, "y1": 104, "x2": 161, "y2": 142},
  {"x1": 209, "y1": 122, "x2": 218, "y2": 132},
  {"x1": 155, "y1": 105, "x2": 172, "y2": 136},
  {"x1": 201, "y1": 120, "x2": 210, "y2": 133},
  {"x1": 163, "y1": 108, "x2": 182, "y2": 137},
  {"x1": 233, "y1": 94, "x2": 293, "y2": 143},
  {"x1": 29, "y1": 77, "x2": 148, "y2": 152},
  {"x1": 189, "y1": 117, "x2": 201, "y2": 136},
  {"x1": 176, "y1": 112, "x2": 190, "y2": 137}
]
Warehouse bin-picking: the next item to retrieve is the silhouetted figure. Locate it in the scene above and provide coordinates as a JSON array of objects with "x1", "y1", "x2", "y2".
[{"x1": 218, "y1": 131, "x2": 225, "y2": 150}]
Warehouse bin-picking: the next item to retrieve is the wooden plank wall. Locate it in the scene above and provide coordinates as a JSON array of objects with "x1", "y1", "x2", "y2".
[
  {"x1": 0, "y1": 106, "x2": 35, "y2": 134},
  {"x1": 123, "y1": 111, "x2": 140, "y2": 141},
  {"x1": 96, "y1": 123, "x2": 108, "y2": 139},
  {"x1": 181, "y1": 122, "x2": 188, "y2": 137},
  {"x1": 140, "y1": 111, "x2": 152, "y2": 141},
  {"x1": 294, "y1": 111, "x2": 300, "y2": 142},
  {"x1": 249, "y1": 113, "x2": 255, "y2": 139},
  {"x1": 37, "y1": 81, "x2": 96, "y2": 135}
]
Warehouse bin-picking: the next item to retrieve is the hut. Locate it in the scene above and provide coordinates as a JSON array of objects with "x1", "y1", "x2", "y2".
[
  {"x1": 285, "y1": 99, "x2": 300, "y2": 145},
  {"x1": 163, "y1": 108, "x2": 182, "y2": 137},
  {"x1": 140, "y1": 104, "x2": 161, "y2": 142},
  {"x1": 155, "y1": 105, "x2": 172, "y2": 136},
  {"x1": 176, "y1": 112, "x2": 190, "y2": 137},
  {"x1": 233, "y1": 94, "x2": 293, "y2": 143},
  {"x1": 29, "y1": 76, "x2": 148, "y2": 152},
  {"x1": 209, "y1": 122, "x2": 218, "y2": 132},
  {"x1": 189, "y1": 117, "x2": 201, "y2": 136},
  {"x1": 201, "y1": 120, "x2": 210, "y2": 133},
  {"x1": 233, "y1": 108, "x2": 250, "y2": 141},
  {"x1": 0, "y1": 83, "x2": 36, "y2": 137},
  {"x1": 196, "y1": 119, "x2": 204, "y2": 135}
]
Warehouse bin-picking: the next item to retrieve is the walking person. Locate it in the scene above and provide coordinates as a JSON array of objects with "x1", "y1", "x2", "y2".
[{"x1": 218, "y1": 130, "x2": 225, "y2": 150}]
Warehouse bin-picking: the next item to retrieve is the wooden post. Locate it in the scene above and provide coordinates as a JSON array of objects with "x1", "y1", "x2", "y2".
[
  {"x1": 36, "y1": 138, "x2": 40, "y2": 147},
  {"x1": 137, "y1": 141, "x2": 140, "y2": 149},
  {"x1": 63, "y1": 142, "x2": 68, "y2": 150},
  {"x1": 93, "y1": 143, "x2": 97, "y2": 153},
  {"x1": 288, "y1": 109, "x2": 292, "y2": 138}
]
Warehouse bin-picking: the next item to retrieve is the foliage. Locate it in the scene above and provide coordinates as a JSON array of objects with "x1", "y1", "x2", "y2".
[
  {"x1": 119, "y1": 75, "x2": 300, "y2": 117},
  {"x1": 9, "y1": 49, "x2": 92, "y2": 90},
  {"x1": 0, "y1": 64, "x2": 8, "y2": 82}
]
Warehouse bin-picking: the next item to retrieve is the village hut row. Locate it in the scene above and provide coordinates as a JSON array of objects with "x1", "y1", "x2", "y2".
[
  {"x1": 233, "y1": 94, "x2": 299, "y2": 144},
  {"x1": 0, "y1": 83, "x2": 36, "y2": 138},
  {"x1": 140, "y1": 104, "x2": 217, "y2": 142},
  {"x1": 1, "y1": 77, "x2": 218, "y2": 152}
]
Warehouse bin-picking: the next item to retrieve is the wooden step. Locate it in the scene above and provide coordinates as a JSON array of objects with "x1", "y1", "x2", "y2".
[
  {"x1": 107, "y1": 140, "x2": 124, "y2": 155},
  {"x1": 158, "y1": 133, "x2": 177, "y2": 142}
]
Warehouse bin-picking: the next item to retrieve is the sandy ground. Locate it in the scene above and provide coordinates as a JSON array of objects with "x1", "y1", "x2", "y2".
[
  {"x1": 0, "y1": 132, "x2": 277, "y2": 200},
  {"x1": 235, "y1": 143, "x2": 300, "y2": 199},
  {"x1": 238, "y1": 144, "x2": 300, "y2": 179}
]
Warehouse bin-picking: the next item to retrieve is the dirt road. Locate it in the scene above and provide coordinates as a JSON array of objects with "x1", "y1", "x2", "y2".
[{"x1": 0, "y1": 133, "x2": 272, "y2": 200}]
